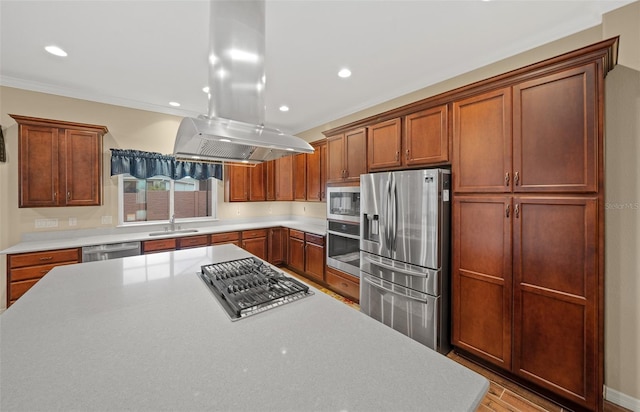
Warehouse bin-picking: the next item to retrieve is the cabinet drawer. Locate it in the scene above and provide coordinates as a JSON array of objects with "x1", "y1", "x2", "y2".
[
  {"x1": 305, "y1": 233, "x2": 325, "y2": 246},
  {"x1": 178, "y1": 235, "x2": 210, "y2": 249},
  {"x1": 9, "y1": 248, "x2": 80, "y2": 268},
  {"x1": 143, "y1": 238, "x2": 177, "y2": 253},
  {"x1": 326, "y1": 269, "x2": 360, "y2": 301},
  {"x1": 211, "y1": 232, "x2": 240, "y2": 243},
  {"x1": 242, "y1": 229, "x2": 268, "y2": 239},
  {"x1": 289, "y1": 229, "x2": 304, "y2": 240},
  {"x1": 10, "y1": 279, "x2": 40, "y2": 301},
  {"x1": 10, "y1": 261, "x2": 77, "y2": 282}
]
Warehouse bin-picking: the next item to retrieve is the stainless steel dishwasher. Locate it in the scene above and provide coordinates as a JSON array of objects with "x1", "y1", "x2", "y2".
[{"x1": 82, "y1": 242, "x2": 141, "y2": 262}]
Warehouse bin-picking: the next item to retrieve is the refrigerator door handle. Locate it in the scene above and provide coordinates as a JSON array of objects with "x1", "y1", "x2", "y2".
[
  {"x1": 362, "y1": 255, "x2": 430, "y2": 279},
  {"x1": 391, "y1": 178, "x2": 398, "y2": 250},
  {"x1": 362, "y1": 275, "x2": 427, "y2": 302}
]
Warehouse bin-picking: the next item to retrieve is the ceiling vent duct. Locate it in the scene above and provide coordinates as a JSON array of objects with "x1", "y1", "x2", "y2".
[{"x1": 173, "y1": 0, "x2": 313, "y2": 164}]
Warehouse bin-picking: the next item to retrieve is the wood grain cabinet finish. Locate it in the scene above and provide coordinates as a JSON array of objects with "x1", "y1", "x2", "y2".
[
  {"x1": 293, "y1": 153, "x2": 307, "y2": 201},
  {"x1": 249, "y1": 162, "x2": 267, "y2": 201},
  {"x1": 275, "y1": 156, "x2": 294, "y2": 201},
  {"x1": 10, "y1": 115, "x2": 106, "y2": 208},
  {"x1": 267, "y1": 227, "x2": 287, "y2": 265},
  {"x1": 451, "y1": 58, "x2": 608, "y2": 411},
  {"x1": 325, "y1": 266, "x2": 360, "y2": 302},
  {"x1": 367, "y1": 118, "x2": 402, "y2": 170},
  {"x1": 306, "y1": 140, "x2": 326, "y2": 202},
  {"x1": 304, "y1": 233, "x2": 325, "y2": 282},
  {"x1": 7, "y1": 248, "x2": 81, "y2": 306},
  {"x1": 288, "y1": 230, "x2": 305, "y2": 273},
  {"x1": 211, "y1": 231, "x2": 241, "y2": 247},
  {"x1": 224, "y1": 165, "x2": 249, "y2": 202},
  {"x1": 177, "y1": 235, "x2": 210, "y2": 249},
  {"x1": 452, "y1": 87, "x2": 513, "y2": 193},
  {"x1": 265, "y1": 160, "x2": 276, "y2": 201},
  {"x1": 403, "y1": 104, "x2": 449, "y2": 166},
  {"x1": 143, "y1": 238, "x2": 177, "y2": 254},
  {"x1": 327, "y1": 128, "x2": 367, "y2": 183},
  {"x1": 241, "y1": 229, "x2": 268, "y2": 261}
]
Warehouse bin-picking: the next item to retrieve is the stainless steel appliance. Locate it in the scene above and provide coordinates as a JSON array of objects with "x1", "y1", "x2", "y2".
[
  {"x1": 360, "y1": 168, "x2": 451, "y2": 354},
  {"x1": 326, "y1": 186, "x2": 361, "y2": 278},
  {"x1": 199, "y1": 257, "x2": 313, "y2": 321},
  {"x1": 82, "y1": 242, "x2": 141, "y2": 262}
]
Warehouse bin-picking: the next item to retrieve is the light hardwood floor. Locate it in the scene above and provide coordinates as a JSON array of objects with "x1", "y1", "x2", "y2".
[{"x1": 283, "y1": 268, "x2": 631, "y2": 412}]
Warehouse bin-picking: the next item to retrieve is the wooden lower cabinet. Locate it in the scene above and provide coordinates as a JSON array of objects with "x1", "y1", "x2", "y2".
[
  {"x1": 177, "y1": 234, "x2": 210, "y2": 249},
  {"x1": 268, "y1": 227, "x2": 287, "y2": 265},
  {"x1": 211, "y1": 231, "x2": 241, "y2": 247},
  {"x1": 452, "y1": 195, "x2": 600, "y2": 409},
  {"x1": 288, "y1": 230, "x2": 305, "y2": 273},
  {"x1": 143, "y1": 238, "x2": 177, "y2": 254},
  {"x1": 304, "y1": 233, "x2": 325, "y2": 282},
  {"x1": 6, "y1": 248, "x2": 80, "y2": 306},
  {"x1": 241, "y1": 229, "x2": 268, "y2": 261},
  {"x1": 325, "y1": 266, "x2": 359, "y2": 302}
]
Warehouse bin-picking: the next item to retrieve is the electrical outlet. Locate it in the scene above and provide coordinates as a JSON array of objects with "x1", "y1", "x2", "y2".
[
  {"x1": 101, "y1": 216, "x2": 112, "y2": 225},
  {"x1": 69, "y1": 217, "x2": 77, "y2": 226},
  {"x1": 35, "y1": 218, "x2": 58, "y2": 228}
]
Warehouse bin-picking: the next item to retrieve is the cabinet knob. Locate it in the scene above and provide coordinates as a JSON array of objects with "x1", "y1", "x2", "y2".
[
  {"x1": 514, "y1": 171, "x2": 520, "y2": 186},
  {"x1": 515, "y1": 203, "x2": 520, "y2": 218},
  {"x1": 53, "y1": 191, "x2": 57, "y2": 201},
  {"x1": 505, "y1": 172, "x2": 510, "y2": 186},
  {"x1": 395, "y1": 151, "x2": 399, "y2": 161},
  {"x1": 406, "y1": 149, "x2": 410, "y2": 160},
  {"x1": 506, "y1": 204, "x2": 511, "y2": 218},
  {"x1": 67, "y1": 192, "x2": 71, "y2": 200}
]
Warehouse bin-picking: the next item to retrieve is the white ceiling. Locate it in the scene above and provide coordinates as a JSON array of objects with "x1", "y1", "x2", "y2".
[{"x1": 0, "y1": 0, "x2": 634, "y2": 135}]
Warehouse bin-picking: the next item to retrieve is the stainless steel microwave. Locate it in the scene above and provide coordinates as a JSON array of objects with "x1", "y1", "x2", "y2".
[{"x1": 326, "y1": 186, "x2": 360, "y2": 223}]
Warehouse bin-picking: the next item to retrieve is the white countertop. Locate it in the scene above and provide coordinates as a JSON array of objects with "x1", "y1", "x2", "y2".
[
  {"x1": 0, "y1": 245, "x2": 488, "y2": 411},
  {"x1": 0, "y1": 218, "x2": 327, "y2": 255}
]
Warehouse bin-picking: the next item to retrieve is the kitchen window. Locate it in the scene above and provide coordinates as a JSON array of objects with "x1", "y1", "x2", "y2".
[{"x1": 117, "y1": 174, "x2": 217, "y2": 225}]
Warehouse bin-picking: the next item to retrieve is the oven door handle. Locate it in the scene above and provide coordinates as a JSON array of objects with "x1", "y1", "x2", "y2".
[
  {"x1": 362, "y1": 276, "x2": 427, "y2": 302},
  {"x1": 326, "y1": 230, "x2": 361, "y2": 240},
  {"x1": 362, "y1": 255, "x2": 429, "y2": 279}
]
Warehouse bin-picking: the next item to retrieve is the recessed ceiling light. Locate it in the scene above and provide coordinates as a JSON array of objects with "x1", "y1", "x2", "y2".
[
  {"x1": 279, "y1": 105, "x2": 289, "y2": 112},
  {"x1": 169, "y1": 101, "x2": 181, "y2": 107},
  {"x1": 45, "y1": 45, "x2": 67, "y2": 57},
  {"x1": 338, "y1": 68, "x2": 352, "y2": 78}
]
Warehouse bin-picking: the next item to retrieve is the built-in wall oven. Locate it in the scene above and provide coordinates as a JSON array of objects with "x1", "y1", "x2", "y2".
[{"x1": 326, "y1": 186, "x2": 360, "y2": 278}]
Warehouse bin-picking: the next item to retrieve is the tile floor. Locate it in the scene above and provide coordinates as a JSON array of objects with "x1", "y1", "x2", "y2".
[{"x1": 283, "y1": 268, "x2": 631, "y2": 412}]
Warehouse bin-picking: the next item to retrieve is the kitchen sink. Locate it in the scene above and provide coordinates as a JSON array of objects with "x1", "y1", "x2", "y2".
[{"x1": 148, "y1": 229, "x2": 199, "y2": 237}]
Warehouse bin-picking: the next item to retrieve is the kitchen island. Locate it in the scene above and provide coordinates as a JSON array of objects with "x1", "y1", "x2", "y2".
[{"x1": 0, "y1": 244, "x2": 488, "y2": 411}]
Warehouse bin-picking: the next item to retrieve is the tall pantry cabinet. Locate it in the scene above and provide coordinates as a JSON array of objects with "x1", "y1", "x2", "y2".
[{"x1": 451, "y1": 39, "x2": 617, "y2": 411}]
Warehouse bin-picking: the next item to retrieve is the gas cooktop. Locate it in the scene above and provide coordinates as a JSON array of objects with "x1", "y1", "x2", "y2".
[{"x1": 199, "y1": 257, "x2": 313, "y2": 321}]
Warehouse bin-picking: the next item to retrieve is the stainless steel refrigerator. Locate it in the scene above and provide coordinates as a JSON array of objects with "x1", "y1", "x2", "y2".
[{"x1": 360, "y1": 168, "x2": 451, "y2": 354}]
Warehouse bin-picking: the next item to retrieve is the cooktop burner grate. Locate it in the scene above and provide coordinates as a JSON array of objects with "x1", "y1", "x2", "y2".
[{"x1": 199, "y1": 257, "x2": 313, "y2": 321}]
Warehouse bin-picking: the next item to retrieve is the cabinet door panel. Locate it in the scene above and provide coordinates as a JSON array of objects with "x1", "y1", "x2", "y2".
[
  {"x1": 249, "y1": 162, "x2": 266, "y2": 201},
  {"x1": 306, "y1": 142, "x2": 323, "y2": 202},
  {"x1": 266, "y1": 160, "x2": 276, "y2": 201},
  {"x1": 326, "y1": 134, "x2": 345, "y2": 183},
  {"x1": 453, "y1": 88, "x2": 512, "y2": 193},
  {"x1": 512, "y1": 197, "x2": 598, "y2": 407},
  {"x1": 19, "y1": 125, "x2": 59, "y2": 207},
  {"x1": 242, "y1": 237, "x2": 268, "y2": 261},
  {"x1": 304, "y1": 242, "x2": 325, "y2": 282},
  {"x1": 345, "y1": 128, "x2": 367, "y2": 180},
  {"x1": 226, "y1": 165, "x2": 249, "y2": 202},
  {"x1": 288, "y1": 237, "x2": 305, "y2": 273},
  {"x1": 367, "y1": 118, "x2": 401, "y2": 170},
  {"x1": 404, "y1": 105, "x2": 449, "y2": 166},
  {"x1": 513, "y1": 64, "x2": 597, "y2": 193},
  {"x1": 275, "y1": 156, "x2": 293, "y2": 201},
  {"x1": 268, "y1": 228, "x2": 286, "y2": 265},
  {"x1": 293, "y1": 153, "x2": 307, "y2": 201},
  {"x1": 452, "y1": 196, "x2": 512, "y2": 368},
  {"x1": 63, "y1": 129, "x2": 102, "y2": 206}
]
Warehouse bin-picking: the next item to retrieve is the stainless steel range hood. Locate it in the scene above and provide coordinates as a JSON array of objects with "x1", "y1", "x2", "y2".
[{"x1": 173, "y1": 0, "x2": 313, "y2": 163}]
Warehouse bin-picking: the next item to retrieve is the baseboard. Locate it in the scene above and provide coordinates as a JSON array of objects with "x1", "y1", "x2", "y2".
[{"x1": 605, "y1": 386, "x2": 640, "y2": 411}]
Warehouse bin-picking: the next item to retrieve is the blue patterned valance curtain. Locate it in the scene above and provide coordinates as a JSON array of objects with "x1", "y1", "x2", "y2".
[{"x1": 110, "y1": 149, "x2": 222, "y2": 181}]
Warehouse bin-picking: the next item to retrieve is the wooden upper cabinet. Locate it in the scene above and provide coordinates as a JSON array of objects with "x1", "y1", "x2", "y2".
[
  {"x1": 249, "y1": 162, "x2": 266, "y2": 201},
  {"x1": 11, "y1": 115, "x2": 106, "y2": 208},
  {"x1": 327, "y1": 128, "x2": 367, "y2": 183},
  {"x1": 224, "y1": 165, "x2": 249, "y2": 202},
  {"x1": 404, "y1": 104, "x2": 449, "y2": 166},
  {"x1": 265, "y1": 160, "x2": 276, "y2": 201},
  {"x1": 452, "y1": 88, "x2": 513, "y2": 193},
  {"x1": 275, "y1": 156, "x2": 293, "y2": 200},
  {"x1": 306, "y1": 140, "x2": 326, "y2": 202},
  {"x1": 513, "y1": 64, "x2": 598, "y2": 193},
  {"x1": 367, "y1": 118, "x2": 402, "y2": 170},
  {"x1": 293, "y1": 153, "x2": 307, "y2": 201}
]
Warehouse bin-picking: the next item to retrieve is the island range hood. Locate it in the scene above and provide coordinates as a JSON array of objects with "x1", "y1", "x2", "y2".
[{"x1": 173, "y1": 0, "x2": 313, "y2": 164}]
